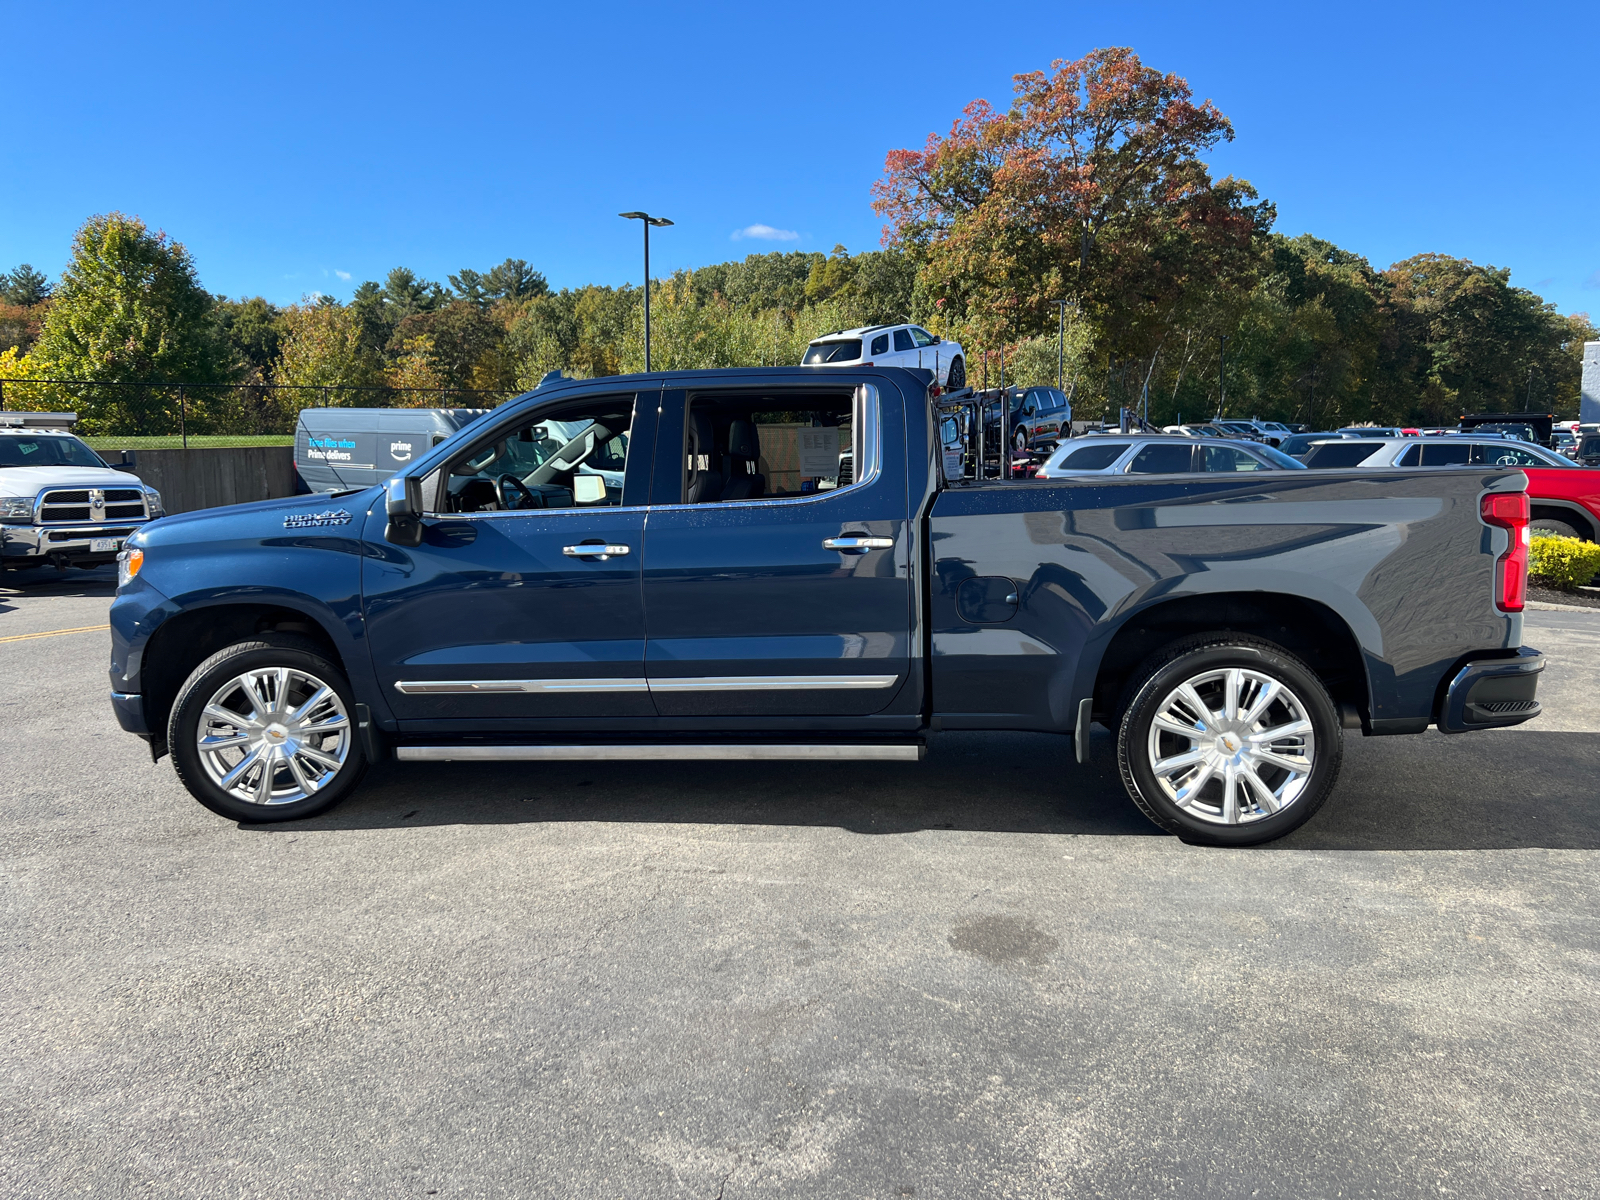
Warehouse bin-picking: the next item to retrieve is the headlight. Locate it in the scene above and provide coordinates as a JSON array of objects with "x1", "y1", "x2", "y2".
[
  {"x1": 117, "y1": 547, "x2": 144, "y2": 588},
  {"x1": 0, "y1": 496, "x2": 33, "y2": 522},
  {"x1": 143, "y1": 487, "x2": 164, "y2": 517}
]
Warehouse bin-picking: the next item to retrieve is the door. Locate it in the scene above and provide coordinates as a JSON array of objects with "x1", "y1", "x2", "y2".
[
  {"x1": 640, "y1": 384, "x2": 914, "y2": 718},
  {"x1": 363, "y1": 390, "x2": 657, "y2": 724}
]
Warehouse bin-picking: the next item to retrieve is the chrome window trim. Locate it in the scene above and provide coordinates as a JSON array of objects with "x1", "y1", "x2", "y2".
[
  {"x1": 425, "y1": 503, "x2": 651, "y2": 522},
  {"x1": 394, "y1": 673, "x2": 900, "y2": 695}
]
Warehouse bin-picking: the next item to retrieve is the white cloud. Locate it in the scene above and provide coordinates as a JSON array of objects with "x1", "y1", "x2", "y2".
[
  {"x1": 335, "y1": 269, "x2": 352, "y2": 281},
  {"x1": 732, "y1": 223, "x2": 799, "y2": 242}
]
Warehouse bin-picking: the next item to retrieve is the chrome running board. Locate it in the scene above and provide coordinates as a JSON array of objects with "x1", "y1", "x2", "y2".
[{"x1": 395, "y1": 743, "x2": 923, "y2": 762}]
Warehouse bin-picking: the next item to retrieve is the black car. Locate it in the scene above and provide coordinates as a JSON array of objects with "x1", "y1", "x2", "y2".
[{"x1": 983, "y1": 386, "x2": 1073, "y2": 454}]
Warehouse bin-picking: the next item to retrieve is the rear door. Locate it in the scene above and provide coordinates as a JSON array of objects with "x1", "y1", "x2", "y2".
[{"x1": 639, "y1": 382, "x2": 915, "y2": 718}]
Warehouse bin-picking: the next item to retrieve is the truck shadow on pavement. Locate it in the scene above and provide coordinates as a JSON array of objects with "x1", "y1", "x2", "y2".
[
  {"x1": 243, "y1": 726, "x2": 1600, "y2": 852},
  {"x1": 0, "y1": 565, "x2": 118, "y2": 605}
]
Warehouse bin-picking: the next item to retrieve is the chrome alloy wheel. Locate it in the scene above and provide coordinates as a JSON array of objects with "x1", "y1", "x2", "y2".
[
  {"x1": 195, "y1": 667, "x2": 351, "y2": 806},
  {"x1": 1145, "y1": 666, "x2": 1316, "y2": 825}
]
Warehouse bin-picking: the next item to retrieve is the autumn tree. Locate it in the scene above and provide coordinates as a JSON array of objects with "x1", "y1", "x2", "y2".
[{"x1": 873, "y1": 48, "x2": 1268, "y2": 355}]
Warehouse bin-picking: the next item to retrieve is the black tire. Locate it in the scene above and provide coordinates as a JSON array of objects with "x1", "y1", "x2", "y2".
[
  {"x1": 1530, "y1": 518, "x2": 1583, "y2": 540},
  {"x1": 1116, "y1": 634, "x2": 1342, "y2": 847},
  {"x1": 946, "y1": 357, "x2": 966, "y2": 388},
  {"x1": 1014, "y1": 427, "x2": 1029, "y2": 453},
  {"x1": 168, "y1": 634, "x2": 368, "y2": 823}
]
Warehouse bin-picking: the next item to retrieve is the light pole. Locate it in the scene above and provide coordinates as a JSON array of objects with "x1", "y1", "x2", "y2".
[
  {"x1": 1056, "y1": 301, "x2": 1068, "y2": 390},
  {"x1": 619, "y1": 211, "x2": 673, "y2": 372}
]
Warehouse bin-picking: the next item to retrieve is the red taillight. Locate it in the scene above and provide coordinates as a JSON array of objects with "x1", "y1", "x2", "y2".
[
  {"x1": 1480, "y1": 491, "x2": 1530, "y2": 612},
  {"x1": 1035, "y1": 469, "x2": 1048, "y2": 478}
]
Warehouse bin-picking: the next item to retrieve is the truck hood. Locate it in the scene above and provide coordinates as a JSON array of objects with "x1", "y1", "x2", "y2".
[
  {"x1": 0, "y1": 464, "x2": 147, "y2": 497},
  {"x1": 130, "y1": 487, "x2": 381, "y2": 545}
]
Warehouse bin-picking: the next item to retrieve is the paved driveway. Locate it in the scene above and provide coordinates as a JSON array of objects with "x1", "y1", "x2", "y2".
[{"x1": 3, "y1": 570, "x2": 1597, "y2": 1199}]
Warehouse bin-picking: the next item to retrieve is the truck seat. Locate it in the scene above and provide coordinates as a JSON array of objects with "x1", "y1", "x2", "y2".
[
  {"x1": 721, "y1": 419, "x2": 766, "y2": 501},
  {"x1": 686, "y1": 411, "x2": 723, "y2": 503}
]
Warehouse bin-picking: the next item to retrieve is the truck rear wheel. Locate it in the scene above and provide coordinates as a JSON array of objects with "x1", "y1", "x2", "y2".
[
  {"x1": 1115, "y1": 635, "x2": 1342, "y2": 846},
  {"x1": 167, "y1": 635, "x2": 368, "y2": 822}
]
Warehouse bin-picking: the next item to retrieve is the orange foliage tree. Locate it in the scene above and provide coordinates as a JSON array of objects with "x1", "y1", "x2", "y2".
[{"x1": 872, "y1": 47, "x2": 1272, "y2": 361}]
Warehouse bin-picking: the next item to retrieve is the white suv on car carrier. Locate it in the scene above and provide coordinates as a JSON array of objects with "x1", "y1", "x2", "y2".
[
  {"x1": 802, "y1": 324, "x2": 966, "y2": 389},
  {"x1": 0, "y1": 412, "x2": 163, "y2": 573}
]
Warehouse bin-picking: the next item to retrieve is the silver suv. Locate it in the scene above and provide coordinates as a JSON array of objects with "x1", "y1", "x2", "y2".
[{"x1": 1035, "y1": 435, "x2": 1306, "y2": 478}]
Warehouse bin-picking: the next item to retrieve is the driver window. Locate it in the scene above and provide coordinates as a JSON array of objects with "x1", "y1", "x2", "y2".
[
  {"x1": 910, "y1": 327, "x2": 935, "y2": 348},
  {"x1": 439, "y1": 398, "x2": 634, "y2": 513}
]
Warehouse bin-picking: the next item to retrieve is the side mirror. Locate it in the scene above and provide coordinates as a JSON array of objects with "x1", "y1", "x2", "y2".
[{"x1": 384, "y1": 475, "x2": 424, "y2": 547}]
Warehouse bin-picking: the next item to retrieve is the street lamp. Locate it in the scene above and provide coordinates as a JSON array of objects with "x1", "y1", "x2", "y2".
[{"x1": 619, "y1": 211, "x2": 673, "y2": 372}]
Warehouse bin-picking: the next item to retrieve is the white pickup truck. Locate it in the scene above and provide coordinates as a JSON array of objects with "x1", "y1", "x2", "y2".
[{"x1": 0, "y1": 412, "x2": 163, "y2": 574}]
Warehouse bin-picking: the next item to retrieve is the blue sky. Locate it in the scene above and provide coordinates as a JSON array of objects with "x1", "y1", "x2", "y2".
[{"x1": 5, "y1": 0, "x2": 1597, "y2": 317}]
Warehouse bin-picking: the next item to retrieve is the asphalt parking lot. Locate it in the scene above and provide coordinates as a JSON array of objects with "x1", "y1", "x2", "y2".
[{"x1": 3, "y1": 567, "x2": 1598, "y2": 1199}]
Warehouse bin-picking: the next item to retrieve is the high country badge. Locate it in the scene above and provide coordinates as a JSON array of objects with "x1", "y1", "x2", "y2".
[{"x1": 283, "y1": 509, "x2": 354, "y2": 529}]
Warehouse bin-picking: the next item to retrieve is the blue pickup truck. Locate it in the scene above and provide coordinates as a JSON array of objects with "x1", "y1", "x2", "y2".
[{"x1": 108, "y1": 367, "x2": 1543, "y2": 846}]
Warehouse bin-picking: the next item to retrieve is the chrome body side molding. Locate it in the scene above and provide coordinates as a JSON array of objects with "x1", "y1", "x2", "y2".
[
  {"x1": 393, "y1": 674, "x2": 901, "y2": 696},
  {"x1": 646, "y1": 674, "x2": 900, "y2": 692},
  {"x1": 394, "y1": 743, "x2": 924, "y2": 762},
  {"x1": 394, "y1": 678, "x2": 649, "y2": 695}
]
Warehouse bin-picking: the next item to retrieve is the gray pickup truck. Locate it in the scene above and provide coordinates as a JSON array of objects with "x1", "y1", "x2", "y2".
[{"x1": 111, "y1": 366, "x2": 1542, "y2": 845}]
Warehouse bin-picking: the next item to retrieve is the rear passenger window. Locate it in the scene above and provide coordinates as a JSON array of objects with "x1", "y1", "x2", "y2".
[
  {"x1": 870, "y1": 334, "x2": 889, "y2": 356},
  {"x1": 1303, "y1": 442, "x2": 1383, "y2": 468},
  {"x1": 1419, "y1": 442, "x2": 1471, "y2": 466},
  {"x1": 1201, "y1": 446, "x2": 1267, "y2": 472},
  {"x1": 1054, "y1": 442, "x2": 1129, "y2": 471},
  {"x1": 1127, "y1": 443, "x2": 1196, "y2": 474},
  {"x1": 893, "y1": 329, "x2": 915, "y2": 352},
  {"x1": 683, "y1": 390, "x2": 862, "y2": 503},
  {"x1": 1397, "y1": 444, "x2": 1422, "y2": 466}
]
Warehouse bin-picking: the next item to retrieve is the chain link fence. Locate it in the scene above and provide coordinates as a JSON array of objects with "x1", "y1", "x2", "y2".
[{"x1": 0, "y1": 379, "x2": 524, "y2": 448}]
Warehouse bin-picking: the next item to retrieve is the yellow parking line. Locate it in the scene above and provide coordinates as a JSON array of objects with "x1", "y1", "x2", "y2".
[{"x1": 0, "y1": 623, "x2": 110, "y2": 644}]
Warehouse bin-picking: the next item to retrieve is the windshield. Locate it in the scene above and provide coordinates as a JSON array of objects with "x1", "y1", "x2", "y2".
[
  {"x1": 0, "y1": 434, "x2": 109, "y2": 469},
  {"x1": 802, "y1": 339, "x2": 861, "y2": 365}
]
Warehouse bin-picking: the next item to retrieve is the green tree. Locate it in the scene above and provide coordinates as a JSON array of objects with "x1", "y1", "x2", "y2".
[
  {"x1": 30, "y1": 213, "x2": 231, "y2": 384},
  {"x1": 2, "y1": 264, "x2": 52, "y2": 305},
  {"x1": 275, "y1": 301, "x2": 386, "y2": 406},
  {"x1": 213, "y1": 296, "x2": 287, "y2": 380},
  {"x1": 388, "y1": 301, "x2": 505, "y2": 392},
  {"x1": 1380, "y1": 254, "x2": 1586, "y2": 421}
]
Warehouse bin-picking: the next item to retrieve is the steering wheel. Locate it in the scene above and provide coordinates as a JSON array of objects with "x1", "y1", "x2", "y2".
[{"x1": 497, "y1": 474, "x2": 538, "y2": 510}]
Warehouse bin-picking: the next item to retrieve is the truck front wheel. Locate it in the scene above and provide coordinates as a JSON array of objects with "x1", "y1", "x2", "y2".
[
  {"x1": 167, "y1": 635, "x2": 369, "y2": 822},
  {"x1": 1115, "y1": 635, "x2": 1342, "y2": 846}
]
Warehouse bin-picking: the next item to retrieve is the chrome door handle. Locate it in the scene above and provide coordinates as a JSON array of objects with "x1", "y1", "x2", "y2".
[
  {"x1": 562, "y1": 543, "x2": 630, "y2": 558},
  {"x1": 823, "y1": 536, "x2": 894, "y2": 551}
]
